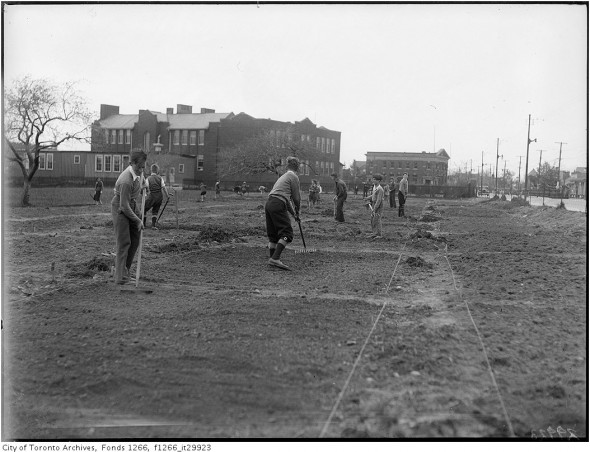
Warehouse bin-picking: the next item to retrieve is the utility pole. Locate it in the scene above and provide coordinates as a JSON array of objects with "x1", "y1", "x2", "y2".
[
  {"x1": 518, "y1": 156, "x2": 523, "y2": 194},
  {"x1": 495, "y1": 138, "x2": 503, "y2": 196},
  {"x1": 481, "y1": 151, "x2": 484, "y2": 194},
  {"x1": 536, "y1": 149, "x2": 544, "y2": 204},
  {"x1": 555, "y1": 141, "x2": 567, "y2": 205},
  {"x1": 524, "y1": 114, "x2": 536, "y2": 202},
  {"x1": 503, "y1": 160, "x2": 507, "y2": 193},
  {"x1": 537, "y1": 149, "x2": 543, "y2": 190}
]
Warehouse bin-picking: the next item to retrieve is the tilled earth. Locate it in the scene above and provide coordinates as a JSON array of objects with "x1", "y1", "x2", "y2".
[{"x1": 2, "y1": 193, "x2": 587, "y2": 439}]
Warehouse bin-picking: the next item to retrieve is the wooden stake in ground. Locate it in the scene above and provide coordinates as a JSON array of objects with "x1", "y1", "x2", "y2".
[{"x1": 175, "y1": 188, "x2": 179, "y2": 229}]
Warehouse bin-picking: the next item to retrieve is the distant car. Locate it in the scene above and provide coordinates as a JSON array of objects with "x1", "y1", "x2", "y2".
[{"x1": 478, "y1": 188, "x2": 490, "y2": 197}]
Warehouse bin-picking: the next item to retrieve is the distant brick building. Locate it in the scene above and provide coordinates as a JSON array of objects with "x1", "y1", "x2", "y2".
[
  {"x1": 92, "y1": 104, "x2": 342, "y2": 189},
  {"x1": 92, "y1": 104, "x2": 231, "y2": 186},
  {"x1": 365, "y1": 149, "x2": 450, "y2": 185}
]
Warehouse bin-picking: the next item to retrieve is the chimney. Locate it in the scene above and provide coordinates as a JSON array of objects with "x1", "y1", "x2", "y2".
[
  {"x1": 200, "y1": 108, "x2": 216, "y2": 114},
  {"x1": 177, "y1": 104, "x2": 193, "y2": 114},
  {"x1": 167, "y1": 107, "x2": 174, "y2": 115},
  {"x1": 100, "y1": 104, "x2": 119, "y2": 120}
]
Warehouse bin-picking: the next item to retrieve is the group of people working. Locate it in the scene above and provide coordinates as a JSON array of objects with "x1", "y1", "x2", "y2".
[{"x1": 110, "y1": 151, "x2": 410, "y2": 281}]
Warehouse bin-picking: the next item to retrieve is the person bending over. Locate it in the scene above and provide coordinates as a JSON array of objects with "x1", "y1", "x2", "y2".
[{"x1": 265, "y1": 157, "x2": 301, "y2": 270}]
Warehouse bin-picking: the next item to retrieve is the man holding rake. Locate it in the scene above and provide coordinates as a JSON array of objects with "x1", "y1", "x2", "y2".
[
  {"x1": 265, "y1": 156, "x2": 301, "y2": 271},
  {"x1": 111, "y1": 149, "x2": 148, "y2": 284}
]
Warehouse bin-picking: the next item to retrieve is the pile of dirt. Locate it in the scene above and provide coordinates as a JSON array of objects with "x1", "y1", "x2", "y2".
[
  {"x1": 405, "y1": 256, "x2": 434, "y2": 268},
  {"x1": 510, "y1": 197, "x2": 530, "y2": 207},
  {"x1": 198, "y1": 225, "x2": 233, "y2": 242},
  {"x1": 66, "y1": 256, "x2": 113, "y2": 278},
  {"x1": 152, "y1": 238, "x2": 200, "y2": 253},
  {"x1": 409, "y1": 229, "x2": 446, "y2": 243},
  {"x1": 418, "y1": 212, "x2": 441, "y2": 222}
]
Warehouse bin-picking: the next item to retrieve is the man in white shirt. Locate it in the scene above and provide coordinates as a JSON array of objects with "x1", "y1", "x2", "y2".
[
  {"x1": 365, "y1": 174, "x2": 384, "y2": 238},
  {"x1": 398, "y1": 172, "x2": 409, "y2": 217}
]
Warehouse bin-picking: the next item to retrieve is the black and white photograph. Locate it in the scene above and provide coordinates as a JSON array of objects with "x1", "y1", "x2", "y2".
[{"x1": 2, "y1": 1, "x2": 587, "y2": 443}]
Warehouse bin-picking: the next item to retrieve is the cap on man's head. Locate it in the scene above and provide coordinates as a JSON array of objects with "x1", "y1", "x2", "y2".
[
  {"x1": 330, "y1": 173, "x2": 338, "y2": 178},
  {"x1": 373, "y1": 174, "x2": 383, "y2": 181}
]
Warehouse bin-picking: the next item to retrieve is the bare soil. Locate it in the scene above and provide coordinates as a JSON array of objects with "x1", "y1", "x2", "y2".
[{"x1": 2, "y1": 192, "x2": 587, "y2": 439}]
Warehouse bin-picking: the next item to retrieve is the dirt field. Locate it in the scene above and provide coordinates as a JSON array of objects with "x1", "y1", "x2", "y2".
[{"x1": 2, "y1": 188, "x2": 587, "y2": 440}]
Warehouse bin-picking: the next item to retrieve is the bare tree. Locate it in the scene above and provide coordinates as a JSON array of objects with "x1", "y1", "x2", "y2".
[
  {"x1": 4, "y1": 76, "x2": 93, "y2": 205},
  {"x1": 218, "y1": 129, "x2": 323, "y2": 180}
]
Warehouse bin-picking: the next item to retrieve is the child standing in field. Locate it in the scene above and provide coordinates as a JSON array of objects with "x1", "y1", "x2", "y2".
[
  {"x1": 308, "y1": 179, "x2": 320, "y2": 209},
  {"x1": 93, "y1": 178, "x2": 104, "y2": 205},
  {"x1": 364, "y1": 174, "x2": 384, "y2": 238},
  {"x1": 215, "y1": 180, "x2": 220, "y2": 200},
  {"x1": 200, "y1": 183, "x2": 207, "y2": 202}
]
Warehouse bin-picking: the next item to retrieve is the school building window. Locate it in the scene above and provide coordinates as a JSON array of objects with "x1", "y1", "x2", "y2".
[
  {"x1": 330, "y1": 162, "x2": 334, "y2": 174},
  {"x1": 173, "y1": 130, "x2": 180, "y2": 145},
  {"x1": 95, "y1": 155, "x2": 103, "y2": 172},
  {"x1": 118, "y1": 130, "x2": 123, "y2": 144},
  {"x1": 181, "y1": 130, "x2": 188, "y2": 145},
  {"x1": 39, "y1": 153, "x2": 46, "y2": 170},
  {"x1": 113, "y1": 155, "x2": 121, "y2": 172},
  {"x1": 111, "y1": 130, "x2": 116, "y2": 144},
  {"x1": 190, "y1": 131, "x2": 197, "y2": 145},
  {"x1": 179, "y1": 164, "x2": 185, "y2": 174},
  {"x1": 198, "y1": 130, "x2": 204, "y2": 145},
  {"x1": 74, "y1": 155, "x2": 80, "y2": 164},
  {"x1": 104, "y1": 155, "x2": 112, "y2": 172},
  {"x1": 316, "y1": 137, "x2": 321, "y2": 150},
  {"x1": 126, "y1": 130, "x2": 131, "y2": 144},
  {"x1": 414, "y1": 161, "x2": 418, "y2": 169},
  {"x1": 197, "y1": 155, "x2": 204, "y2": 171},
  {"x1": 305, "y1": 160, "x2": 310, "y2": 176},
  {"x1": 105, "y1": 130, "x2": 109, "y2": 144}
]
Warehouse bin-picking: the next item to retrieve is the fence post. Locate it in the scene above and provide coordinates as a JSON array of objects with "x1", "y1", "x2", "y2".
[{"x1": 175, "y1": 189, "x2": 179, "y2": 229}]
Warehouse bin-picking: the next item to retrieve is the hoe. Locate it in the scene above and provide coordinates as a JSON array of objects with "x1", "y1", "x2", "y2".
[{"x1": 294, "y1": 218, "x2": 317, "y2": 254}]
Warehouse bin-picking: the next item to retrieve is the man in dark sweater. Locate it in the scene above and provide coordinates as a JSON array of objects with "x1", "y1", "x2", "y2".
[
  {"x1": 144, "y1": 164, "x2": 168, "y2": 229},
  {"x1": 331, "y1": 173, "x2": 348, "y2": 222},
  {"x1": 265, "y1": 157, "x2": 301, "y2": 270}
]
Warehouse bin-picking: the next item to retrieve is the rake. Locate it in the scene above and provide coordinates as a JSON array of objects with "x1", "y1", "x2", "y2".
[{"x1": 294, "y1": 218, "x2": 317, "y2": 254}]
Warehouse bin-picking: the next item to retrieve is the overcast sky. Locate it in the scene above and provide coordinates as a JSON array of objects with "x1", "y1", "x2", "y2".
[{"x1": 3, "y1": 2, "x2": 588, "y2": 175}]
